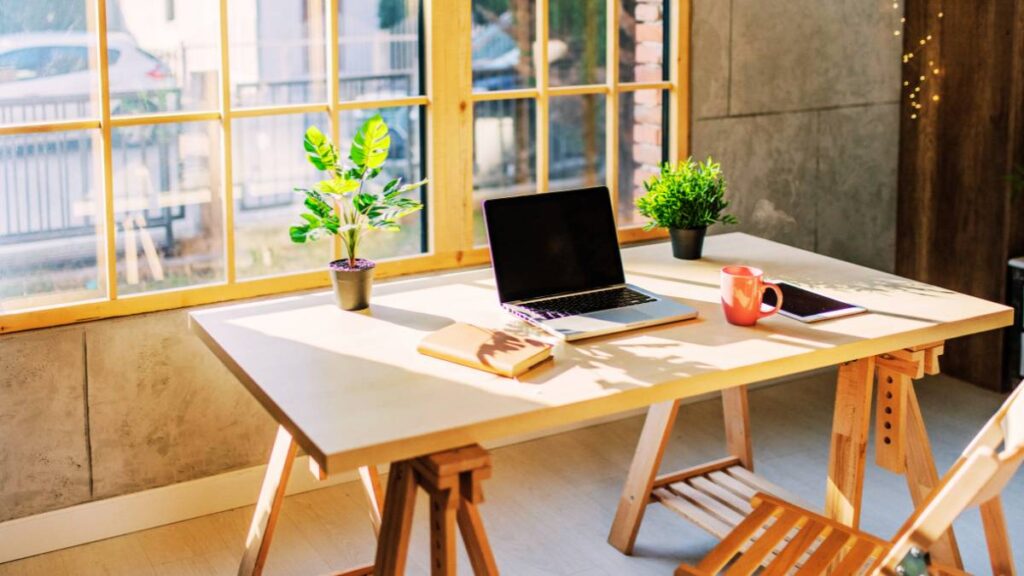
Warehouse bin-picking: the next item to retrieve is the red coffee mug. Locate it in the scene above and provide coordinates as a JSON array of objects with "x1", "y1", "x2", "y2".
[{"x1": 720, "y1": 265, "x2": 783, "y2": 326}]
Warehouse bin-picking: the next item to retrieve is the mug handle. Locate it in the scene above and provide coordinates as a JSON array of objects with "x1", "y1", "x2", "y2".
[{"x1": 759, "y1": 282, "x2": 784, "y2": 319}]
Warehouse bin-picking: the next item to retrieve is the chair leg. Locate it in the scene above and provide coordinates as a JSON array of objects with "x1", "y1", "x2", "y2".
[
  {"x1": 608, "y1": 399, "x2": 682, "y2": 554},
  {"x1": 980, "y1": 495, "x2": 1015, "y2": 574}
]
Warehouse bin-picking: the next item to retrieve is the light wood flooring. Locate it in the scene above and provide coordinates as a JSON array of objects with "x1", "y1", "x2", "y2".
[{"x1": 1, "y1": 371, "x2": 1021, "y2": 575}]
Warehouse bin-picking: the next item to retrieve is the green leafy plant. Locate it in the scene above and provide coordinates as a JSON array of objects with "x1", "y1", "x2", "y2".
[
  {"x1": 636, "y1": 157, "x2": 738, "y2": 231},
  {"x1": 289, "y1": 114, "x2": 426, "y2": 268}
]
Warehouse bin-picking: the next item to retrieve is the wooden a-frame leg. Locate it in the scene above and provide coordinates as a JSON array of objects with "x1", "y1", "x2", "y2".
[
  {"x1": 979, "y1": 496, "x2": 1016, "y2": 575},
  {"x1": 374, "y1": 461, "x2": 418, "y2": 576},
  {"x1": 608, "y1": 399, "x2": 681, "y2": 554},
  {"x1": 904, "y1": 380, "x2": 963, "y2": 568},
  {"x1": 238, "y1": 426, "x2": 298, "y2": 576},
  {"x1": 825, "y1": 357, "x2": 875, "y2": 529},
  {"x1": 429, "y1": 483, "x2": 459, "y2": 575},
  {"x1": 722, "y1": 386, "x2": 754, "y2": 471},
  {"x1": 458, "y1": 469, "x2": 499, "y2": 575},
  {"x1": 359, "y1": 465, "x2": 386, "y2": 537}
]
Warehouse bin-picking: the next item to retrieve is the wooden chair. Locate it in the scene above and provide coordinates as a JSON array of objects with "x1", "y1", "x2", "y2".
[{"x1": 676, "y1": 383, "x2": 1024, "y2": 576}]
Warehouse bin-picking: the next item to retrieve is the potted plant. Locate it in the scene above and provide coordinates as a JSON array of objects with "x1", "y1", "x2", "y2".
[
  {"x1": 289, "y1": 114, "x2": 426, "y2": 310},
  {"x1": 635, "y1": 157, "x2": 737, "y2": 260}
]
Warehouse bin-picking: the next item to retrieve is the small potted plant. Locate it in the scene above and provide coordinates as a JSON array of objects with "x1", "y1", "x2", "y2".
[
  {"x1": 636, "y1": 157, "x2": 737, "y2": 260},
  {"x1": 289, "y1": 114, "x2": 425, "y2": 310}
]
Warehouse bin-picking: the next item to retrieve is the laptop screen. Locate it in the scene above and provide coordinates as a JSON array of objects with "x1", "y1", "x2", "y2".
[{"x1": 483, "y1": 187, "x2": 626, "y2": 303}]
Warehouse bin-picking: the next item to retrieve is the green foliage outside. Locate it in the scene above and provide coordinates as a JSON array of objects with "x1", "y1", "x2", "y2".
[
  {"x1": 290, "y1": 114, "x2": 426, "y2": 268},
  {"x1": 636, "y1": 158, "x2": 738, "y2": 231}
]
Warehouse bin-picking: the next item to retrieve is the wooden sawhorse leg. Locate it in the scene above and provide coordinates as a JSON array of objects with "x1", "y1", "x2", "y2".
[
  {"x1": 608, "y1": 386, "x2": 754, "y2": 554},
  {"x1": 871, "y1": 343, "x2": 963, "y2": 569},
  {"x1": 374, "y1": 444, "x2": 499, "y2": 576},
  {"x1": 237, "y1": 426, "x2": 384, "y2": 576}
]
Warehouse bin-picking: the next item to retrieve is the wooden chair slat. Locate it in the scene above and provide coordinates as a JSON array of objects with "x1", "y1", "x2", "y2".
[
  {"x1": 697, "y1": 500, "x2": 779, "y2": 573},
  {"x1": 762, "y1": 522, "x2": 829, "y2": 576},
  {"x1": 724, "y1": 509, "x2": 803, "y2": 576},
  {"x1": 793, "y1": 530, "x2": 850, "y2": 576},
  {"x1": 830, "y1": 538, "x2": 880, "y2": 575}
]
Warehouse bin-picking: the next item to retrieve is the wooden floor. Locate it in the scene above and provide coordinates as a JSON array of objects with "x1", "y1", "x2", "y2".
[{"x1": 2, "y1": 371, "x2": 1021, "y2": 575}]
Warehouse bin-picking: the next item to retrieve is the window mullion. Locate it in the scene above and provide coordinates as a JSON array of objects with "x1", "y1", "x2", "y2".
[
  {"x1": 536, "y1": 0, "x2": 550, "y2": 194},
  {"x1": 218, "y1": 0, "x2": 236, "y2": 284},
  {"x1": 606, "y1": 0, "x2": 621, "y2": 224},
  {"x1": 329, "y1": 0, "x2": 342, "y2": 262},
  {"x1": 669, "y1": 0, "x2": 690, "y2": 162},
  {"x1": 425, "y1": 0, "x2": 474, "y2": 254},
  {"x1": 94, "y1": 0, "x2": 117, "y2": 300}
]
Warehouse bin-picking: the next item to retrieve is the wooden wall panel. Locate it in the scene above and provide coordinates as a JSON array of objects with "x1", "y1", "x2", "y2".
[{"x1": 897, "y1": 0, "x2": 1024, "y2": 391}]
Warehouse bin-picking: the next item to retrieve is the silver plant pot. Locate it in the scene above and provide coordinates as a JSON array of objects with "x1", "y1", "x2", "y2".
[{"x1": 329, "y1": 259, "x2": 376, "y2": 311}]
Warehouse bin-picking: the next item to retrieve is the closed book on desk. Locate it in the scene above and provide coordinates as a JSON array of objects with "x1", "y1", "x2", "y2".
[{"x1": 418, "y1": 323, "x2": 552, "y2": 377}]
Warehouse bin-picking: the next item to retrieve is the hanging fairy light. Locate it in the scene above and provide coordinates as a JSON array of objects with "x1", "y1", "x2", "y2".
[{"x1": 895, "y1": 3, "x2": 943, "y2": 121}]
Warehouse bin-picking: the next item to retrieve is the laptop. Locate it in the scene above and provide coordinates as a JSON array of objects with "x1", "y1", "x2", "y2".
[{"x1": 483, "y1": 187, "x2": 698, "y2": 341}]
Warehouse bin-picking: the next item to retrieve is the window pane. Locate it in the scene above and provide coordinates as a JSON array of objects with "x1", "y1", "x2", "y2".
[
  {"x1": 112, "y1": 121, "x2": 223, "y2": 294},
  {"x1": 110, "y1": 0, "x2": 218, "y2": 115},
  {"x1": 229, "y1": 0, "x2": 329, "y2": 107},
  {"x1": 550, "y1": 94, "x2": 605, "y2": 191},
  {"x1": 549, "y1": 0, "x2": 605, "y2": 87},
  {"x1": 0, "y1": 130, "x2": 105, "y2": 311},
  {"x1": 338, "y1": 0, "x2": 422, "y2": 101},
  {"x1": 619, "y1": 0, "x2": 665, "y2": 83},
  {"x1": 339, "y1": 106, "x2": 425, "y2": 260},
  {"x1": 473, "y1": 98, "x2": 535, "y2": 246},
  {"x1": 233, "y1": 112, "x2": 331, "y2": 280},
  {"x1": 618, "y1": 89, "x2": 665, "y2": 226},
  {"x1": 472, "y1": 0, "x2": 535, "y2": 92},
  {"x1": 0, "y1": 0, "x2": 98, "y2": 123}
]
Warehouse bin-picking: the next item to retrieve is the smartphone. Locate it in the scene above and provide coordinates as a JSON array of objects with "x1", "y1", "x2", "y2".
[{"x1": 762, "y1": 282, "x2": 867, "y2": 323}]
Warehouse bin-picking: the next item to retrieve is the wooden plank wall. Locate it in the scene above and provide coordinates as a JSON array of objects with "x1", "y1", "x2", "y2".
[{"x1": 897, "y1": 0, "x2": 1024, "y2": 391}]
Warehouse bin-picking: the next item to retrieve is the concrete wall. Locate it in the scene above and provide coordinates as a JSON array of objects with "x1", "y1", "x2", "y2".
[
  {"x1": 0, "y1": 0, "x2": 903, "y2": 522},
  {"x1": 693, "y1": 0, "x2": 901, "y2": 273}
]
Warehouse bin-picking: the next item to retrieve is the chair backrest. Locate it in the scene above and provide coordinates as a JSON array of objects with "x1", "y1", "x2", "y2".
[{"x1": 873, "y1": 384, "x2": 1024, "y2": 574}]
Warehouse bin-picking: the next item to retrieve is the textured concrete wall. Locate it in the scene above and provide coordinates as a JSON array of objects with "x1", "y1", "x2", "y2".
[
  {"x1": 693, "y1": 0, "x2": 901, "y2": 272},
  {"x1": 0, "y1": 1, "x2": 903, "y2": 522}
]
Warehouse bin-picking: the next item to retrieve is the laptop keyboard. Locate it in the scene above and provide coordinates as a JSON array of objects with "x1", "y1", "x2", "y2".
[{"x1": 518, "y1": 287, "x2": 656, "y2": 320}]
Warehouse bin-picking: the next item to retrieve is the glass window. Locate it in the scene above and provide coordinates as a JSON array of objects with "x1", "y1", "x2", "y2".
[
  {"x1": 233, "y1": 112, "x2": 331, "y2": 279},
  {"x1": 0, "y1": 0, "x2": 99, "y2": 123},
  {"x1": 111, "y1": 121, "x2": 224, "y2": 294},
  {"x1": 228, "y1": 0, "x2": 329, "y2": 107},
  {"x1": 472, "y1": 0, "x2": 535, "y2": 92},
  {"x1": 338, "y1": 106, "x2": 426, "y2": 260},
  {"x1": 618, "y1": 89, "x2": 665, "y2": 225},
  {"x1": 473, "y1": 98, "x2": 536, "y2": 245},
  {"x1": 549, "y1": 0, "x2": 606, "y2": 87},
  {"x1": 338, "y1": 0, "x2": 422, "y2": 101},
  {"x1": 619, "y1": 0, "x2": 665, "y2": 83},
  {"x1": 109, "y1": 0, "x2": 219, "y2": 115},
  {"x1": 550, "y1": 94, "x2": 605, "y2": 191},
  {"x1": 0, "y1": 130, "x2": 105, "y2": 311}
]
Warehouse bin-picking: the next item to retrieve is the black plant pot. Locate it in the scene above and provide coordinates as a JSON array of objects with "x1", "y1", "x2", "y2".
[{"x1": 668, "y1": 227, "x2": 707, "y2": 260}]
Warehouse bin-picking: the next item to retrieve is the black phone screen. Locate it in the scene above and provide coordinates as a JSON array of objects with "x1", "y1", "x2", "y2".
[{"x1": 762, "y1": 282, "x2": 860, "y2": 318}]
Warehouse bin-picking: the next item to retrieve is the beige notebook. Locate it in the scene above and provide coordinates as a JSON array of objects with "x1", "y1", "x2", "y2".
[{"x1": 418, "y1": 323, "x2": 552, "y2": 377}]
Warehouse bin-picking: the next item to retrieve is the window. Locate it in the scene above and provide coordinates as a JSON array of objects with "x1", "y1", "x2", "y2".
[{"x1": 0, "y1": 0, "x2": 688, "y2": 332}]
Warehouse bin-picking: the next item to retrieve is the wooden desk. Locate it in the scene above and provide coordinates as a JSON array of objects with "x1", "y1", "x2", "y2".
[{"x1": 190, "y1": 233, "x2": 1012, "y2": 575}]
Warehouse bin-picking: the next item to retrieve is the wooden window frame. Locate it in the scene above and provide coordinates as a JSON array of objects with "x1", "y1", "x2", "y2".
[{"x1": 0, "y1": 0, "x2": 689, "y2": 334}]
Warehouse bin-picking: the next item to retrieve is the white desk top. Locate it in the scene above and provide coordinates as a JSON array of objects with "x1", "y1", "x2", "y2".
[{"x1": 190, "y1": 233, "x2": 1012, "y2": 473}]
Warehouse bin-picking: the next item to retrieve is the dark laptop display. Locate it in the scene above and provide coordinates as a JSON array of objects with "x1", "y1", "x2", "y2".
[{"x1": 483, "y1": 187, "x2": 625, "y2": 303}]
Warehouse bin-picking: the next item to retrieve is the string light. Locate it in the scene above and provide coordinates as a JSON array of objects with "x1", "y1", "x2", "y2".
[{"x1": 896, "y1": 3, "x2": 943, "y2": 120}]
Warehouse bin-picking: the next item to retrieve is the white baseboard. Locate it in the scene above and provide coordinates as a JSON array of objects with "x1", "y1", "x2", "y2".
[{"x1": 0, "y1": 374, "x2": 813, "y2": 564}]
